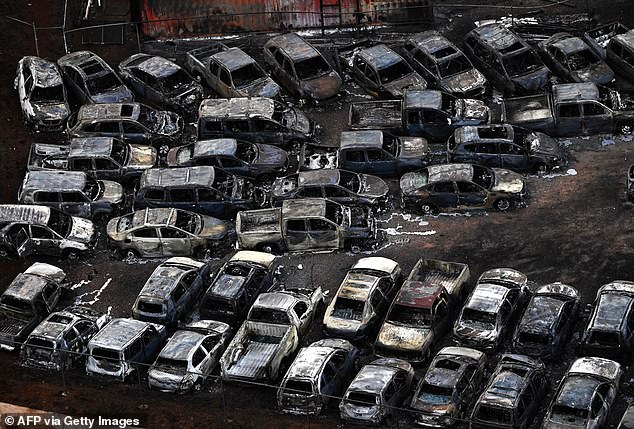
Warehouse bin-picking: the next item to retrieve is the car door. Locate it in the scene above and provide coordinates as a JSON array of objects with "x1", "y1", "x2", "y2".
[
  {"x1": 557, "y1": 103, "x2": 584, "y2": 136},
  {"x1": 223, "y1": 119, "x2": 250, "y2": 141},
  {"x1": 500, "y1": 142, "x2": 530, "y2": 172},
  {"x1": 94, "y1": 157, "x2": 122, "y2": 181},
  {"x1": 29, "y1": 225, "x2": 61, "y2": 255},
  {"x1": 456, "y1": 181, "x2": 488, "y2": 208},
  {"x1": 130, "y1": 227, "x2": 162, "y2": 257},
  {"x1": 41, "y1": 282, "x2": 61, "y2": 312},
  {"x1": 33, "y1": 191, "x2": 62, "y2": 213},
  {"x1": 420, "y1": 109, "x2": 453, "y2": 142},
  {"x1": 252, "y1": 118, "x2": 285, "y2": 146},
  {"x1": 324, "y1": 185, "x2": 354, "y2": 205},
  {"x1": 340, "y1": 149, "x2": 369, "y2": 174},
  {"x1": 122, "y1": 120, "x2": 149, "y2": 144},
  {"x1": 94, "y1": 121, "x2": 122, "y2": 140},
  {"x1": 60, "y1": 191, "x2": 91, "y2": 218},
  {"x1": 218, "y1": 155, "x2": 249, "y2": 177},
  {"x1": 366, "y1": 149, "x2": 397, "y2": 176},
  {"x1": 432, "y1": 296, "x2": 450, "y2": 336},
  {"x1": 284, "y1": 219, "x2": 310, "y2": 251},
  {"x1": 190, "y1": 345, "x2": 207, "y2": 378},
  {"x1": 582, "y1": 102, "x2": 613, "y2": 135},
  {"x1": 369, "y1": 289, "x2": 388, "y2": 323},
  {"x1": 167, "y1": 188, "x2": 197, "y2": 212},
  {"x1": 63, "y1": 326, "x2": 83, "y2": 359},
  {"x1": 308, "y1": 218, "x2": 340, "y2": 250},
  {"x1": 292, "y1": 299, "x2": 311, "y2": 335},
  {"x1": 428, "y1": 182, "x2": 459, "y2": 209},
  {"x1": 170, "y1": 282, "x2": 189, "y2": 321},
  {"x1": 216, "y1": 66, "x2": 234, "y2": 98},
  {"x1": 159, "y1": 227, "x2": 192, "y2": 256},
  {"x1": 201, "y1": 336, "x2": 222, "y2": 374},
  {"x1": 11, "y1": 226, "x2": 33, "y2": 258},
  {"x1": 196, "y1": 188, "x2": 229, "y2": 218},
  {"x1": 17, "y1": 64, "x2": 31, "y2": 116}
]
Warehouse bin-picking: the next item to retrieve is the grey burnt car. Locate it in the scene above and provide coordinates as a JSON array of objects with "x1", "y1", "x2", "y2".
[
  {"x1": 271, "y1": 169, "x2": 388, "y2": 207},
  {"x1": 132, "y1": 257, "x2": 212, "y2": 326},
  {"x1": 411, "y1": 346, "x2": 487, "y2": 428},
  {"x1": 542, "y1": 357, "x2": 621, "y2": 429},
  {"x1": 607, "y1": 30, "x2": 634, "y2": 81},
  {"x1": 14, "y1": 56, "x2": 70, "y2": 132},
  {"x1": 448, "y1": 124, "x2": 564, "y2": 173},
  {"x1": 263, "y1": 33, "x2": 342, "y2": 100},
  {"x1": 340, "y1": 358, "x2": 414, "y2": 425},
  {"x1": 28, "y1": 137, "x2": 157, "y2": 184},
  {"x1": 617, "y1": 404, "x2": 634, "y2": 429},
  {"x1": 148, "y1": 320, "x2": 232, "y2": 392},
  {"x1": 277, "y1": 338, "x2": 359, "y2": 415},
  {"x1": 349, "y1": 44, "x2": 427, "y2": 98},
  {"x1": 20, "y1": 306, "x2": 111, "y2": 371},
  {"x1": 118, "y1": 54, "x2": 202, "y2": 115},
  {"x1": 107, "y1": 207, "x2": 228, "y2": 258},
  {"x1": 627, "y1": 164, "x2": 634, "y2": 202},
  {"x1": 402, "y1": 30, "x2": 487, "y2": 98},
  {"x1": 538, "y1": 33, "x2": 614, "y2": 85},
  {"x1": 57, "y1": 50, "x2": 133, "y2": 104}
]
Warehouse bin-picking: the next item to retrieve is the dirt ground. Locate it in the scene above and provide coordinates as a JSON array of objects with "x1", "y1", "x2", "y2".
[{"x1": 2, "y1": 1, "x2": 634, "y2": 428}]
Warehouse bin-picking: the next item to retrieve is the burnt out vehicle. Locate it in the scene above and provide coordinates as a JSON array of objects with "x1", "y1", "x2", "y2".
[
  {"x1": 186, "y1": 43, "x2": 281, "y2": 99},
  {"x1": 470, "y1": 354, "x2": 547, "y2": 429},
  {"x1": 374, "y1": 259, "x2": 470, "y2": 362},
  {"x1": 118, "y1": 54, "x2": 202, "y2": 115},
  {"x1": 147, "y1": 320, "x2": 232, "y2": 392},
  {"x1": 339, "y1": 358, "x2": 414, "y2": 426},
  {"x1": 277, "y1": 338, "x2": 359, "y2": 415},
  {"x1": 28, "y1": 137, "x2": 157, "y2": 184},
  {"x1": 542, "y1": 357, "x2": 621, "y2": 429},
  {"x1": 235, "y1": 198, "x2": 378, "y2": 254},
  {"x1": 463, "y1": 24, "x2": 550, "y2": 94},
  {"x1": 583, "y1": 21, "x2": 630, "y2": 59},
  {"x1": 132, "y1": 257, "x2": 212, "y2": 326},
  {"x1": 349, "y1": 89, "x2": 489, "y2": 142},
  {"x1": 447, "y1": 124, "x2": 564, "y2": 173},
  {"x1": 270, "y1": 169, "x2": 389, "y2": 207},
  {"x1": 606, "y1": 30, "x2": 634, "y2": 81},
  {"x1": 627, "y1": 164, "x2": 634, "y2": 202},
  {"x1": 0, "y1": 263, "x2": 65, "y2": 351},
  {"x1": 512, "y1": 283, "x2": 580, "y2": 359},
  {"x1": 453, "y1": 268, "x2": 529, "y2": 352},
  {"x1": 86, "y1": 318, "x2": 168, "y2": 381},
  {"x1": 263, "y1": 33, "x2": 342, "y2": 100},
  {"x1": 537, "y1": 33, "x2": 614, "y2": 85},
  {"x1": 410, "y1": 346, "x2": 487, "y2": 428},
  {"x1": 323, "y1": 257, "x2": 401, "y2": 341},
  {"x1": 166, "y1": 138, "x2": 291, "y2": 180},
  {"x1": 15, "y1": 56, "x2": 70, "y2": 132},
  {"x1": 400, "y1": 163, "x2": 527, "y2": 215},
  {"x1": 579, "y1": 281, "x2": 634, "y2": 361},
  {"x1": 107, "y1": 208, "x2": 228, "y2": 258},
  {"x1": 617, "y1": 404, "x2": 634, "y2": 428},
  {"x1": 0, "y1": 205, "x2": 96, "y2": 259},
  {"x1": 348, "y1": 44, "x2": 427, "y2": 98},
  {"x1": 401, "y1": 30, "x2": 487, "y2": 98},
  {"x1": 20, "y1": 306, "x2": 111, "y2": 371},
  {"x1": 134, "y1": 166, "x2": 266, "y2": 219},
  {"x1": 57, "y1": 51, "x2": 133, "y2": 104},
  {"x1": 199, "y1": 251, "x2": 276, "y2": 326}
]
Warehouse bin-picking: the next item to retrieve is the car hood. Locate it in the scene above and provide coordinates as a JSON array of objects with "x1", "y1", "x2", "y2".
[
  {"x1": 127, "y1": 144, "x2": 157, "y2": 169},
  {"x1": 398, "y1": 136, "x2": 428, "y2": 159},
  {"x1": 573, "y1": 62, "x2": 615, "y2": 85},
  {"x1": 148, "y1": 368, "x2": 186, "y2": 392},
  {"x1": 284, "y1": 108, "x2": 312, "y2": 136},
  {"x1": 528, "y1": 132, "x2": 562, "y2": 157},
  {"x1": 67, "y1": 216, "x2": 95, "y2": 243},
  {"x1": 200, "y1": 215, "x2": 229, "y2": 239},
  {"x1": 155, "y1": 111, "x2": 182, "y2": 137},
  {"x1": 456, "y1": 99, "x2": 489, "y2": 122},
  {"x1": 255, "y1": 144, "x2": 288, "y2": 167},
  {"x1": 454, "y1": 322, "x2": 497, "y2": 344},
  {"x1": 491, "y1": 168, "x2": 525, "y2": 194},
  {"x1": 301, "y1": 71, "x2": 342, "y2": 100},
  {"x1": 358, "y1": 174, "x2": 389, "y2": 198},
  {"x1": 99, "y1": 180, "x2": 124, "y2": 204},
  {"x1": 377, "y1": 322, "x2": 432, "y2": 352},
  {"x1": 32, "y1": 102, "x2": 70, "y2": 120},
  {"x1": 442, "y1": 69, "x2": 487, "y2": 95},
  {"x1": 512, "y1": 67, "x2": 550, "y2": 92},
  {"x1": 242, "y1": 78, "x2": 281, "y2": 99},
  {"x1": 383, "y1": 74, "x2": 427, "y2": 97},
  {"x1": 399, "y1": 171, "x2": 426, "y2": 195},
  {"x1": 92, "y1": 86, "x2": 134, "y2": 103}
]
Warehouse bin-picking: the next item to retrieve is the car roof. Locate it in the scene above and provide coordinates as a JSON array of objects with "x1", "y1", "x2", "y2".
[
  {"x1": 24, "y1": 56, "x2": 64, "y2": 88},
  {"x1": 213, "y1": 47, "x2": 257, "y2": 71},
  {"x1": 569, "y1": 356, "x2": 621, "y2": 381},
  {"x1": 253, "y1": 292, "x2": 297, "y2": 312},
  {"x1": 199, "y1": 97, "x2": 275, "y2": 120},
  {"x1": 69, "y1": 137, "x2": 115, "y2": 158},
  {"x1": 298, "y1": 169, "x2": 341, "y2": 186},
  {"x1": 403, "y1": 90, "x2": 443, "y2": 110},
  {"x1": 229, "y1": 250, "x2": 276, "y2": 268},
  {"x1": 338, "y1": 269, "x2": 382, "y2": 302},
  {"x1": 286, "y1": 345, "x2": 337, "y2": 380},
  {"x1": 518, "y1": 295, "x2": 566, "y2": 335},
  {"x1": 427, "y1": 163, "x2": 474, "y2": 183},
  {"x1": 138, "y1": 260, "x2": 199, "y2": 300},
  {"x1": 207, "y1": 270, "x2": 248, "y2": 299},
  {"x1": 455, "y1": 124, "x2": 514, "y2": 144},
  {"x1": 3, "y1": 263, "x2": 64, "y2": 301},
  {"x1": 58, "y1": 51, "x2": 111, "y2": 76},
  {"x1": 553, "y1": 83, "x2": 600, "y2": 104},
  {"x1": 29, "y1": 307, "x2": 96, "y2": 341},
  {"x1": 193, "y1": 139, "x2": 238, "y2": 158},
  {"x1": 348, "y1": 364, "x2": 400, "y2": 394},
  {"x1": 340, "y1": 130, "x2": 384, "y2": 150},
  {"x1": 128, "y1": 207, "x2": 183, "y2": 229},
  {"x1": 591, "y1": 292, "x2": 632, "y2": 330},
  {"x1": 90, "y1": 318, "x2": 152, "y2": 349},
  {"x1": 613, "y1": 29, "x2": 634, "y2": 47},
  {"x1": 0, "y1": 204, "x2": 51, "y2": 226},
  {"x1": 478, "y1": 268, "x2": 527, "y2": 288},
  {"x1": 555, "y1": 375, "x2": 601, "y2": 409},
  {"x1": 409, "y1": 31, "x2": 455, "y2": 55},
  {"x1": 351, "y1": 257, "x2": 399, "y2": 275},
  {"x1": 134, "y1": 55, "x2": 182, "y2": 78},
  {"x1": 281, "y1": 198, "x2": 329, "y2": 218},
  {"x1": 23, "y1": 171, "x2": 88, "y2": 192},
  {"x1": 466, "y1": 283, "x2": 510, "y2": 312},
  {"x1": 159, "y1": 329, "x2": 206, "y2": 361},
  {"x1": 469, "y1": 24, "x2": 524, "y2": 52},
  {"x1": 551, "y1": 35, "x2": 591, "y2": 55},
  {"x1": 140, "y1": 166, "x2": 216, "y2": 189},
  {"x1": 357, "y1": 44, "x2": 403, "y2": 69},
  {"x1": 77, "y1": 102, "x2": 141, "y2": 121},
  {"x1": 267, "y1": 33, "x2": 320, "y2": 61}
]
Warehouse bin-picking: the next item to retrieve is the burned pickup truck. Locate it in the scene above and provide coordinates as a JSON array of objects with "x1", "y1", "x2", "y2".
[{"x1": 236, "y1": 198, "x2": 377, "y2": 253}]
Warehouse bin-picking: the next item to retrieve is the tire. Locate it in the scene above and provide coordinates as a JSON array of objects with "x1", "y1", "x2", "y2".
[
  {"x1": 618, "y1": 122, "x2": 633, "y2": 135},
  {"x1": 531, "y1": 163, "x2": 547, "y2": 174},
  {"x1": 420, "y1": 203, "x2": 437, "y2": 215},
  {"x1": 124, "y1": 249, "x2": 140, "y2": 260},
  {"x1": 63, "y1": 249, "x2": 80, "y2": 261},
  {"x1": 257, "y1": 243, "x2": 279, "y2": 254},
  {"x1": 494, "y1": 198, "x2": 511, "y2": 211}
]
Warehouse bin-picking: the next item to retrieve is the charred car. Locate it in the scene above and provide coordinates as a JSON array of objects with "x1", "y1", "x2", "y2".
[
  {"x1": 583, "y1": 21, "x2": 630, "y2": 59},
  {"x1": 400, "y1": 163, "x2": 526, "y2": 214},
  {"x1": 453, "y1": 268, "x2": 529, "y2": 352},
  {"x1": 107, "y1": 207, "x2": 228, "y2": 258},
  {"x1": 339, "y1": 358, "x2": 414, "y2": 425},
  {"x1": 132, "y1": 257, "x2": 212, "y2": 326},
  {"x1": 0, "y1": 263, "x2": 65, "y2": 351},
  {"x1": 20, "y1": 305, "x2": 111, "y2": 370},
  {"x1": 57, "y1": 50, "x2": 133, "y2": 104},
  {"x1": 14, "y1": 56, "x2": 70, "y2": 131},
  {"x1": 263, "y1": 33, "x2": 342, "y2": 100},
  {"x1": 617, "y1": 403, "x2": 634, "y2": 428},
  {"x1": 512, "y1": 283, "x2": 580, "y2": 359},
  {"x1": 148, "y1": 320, "x2": 231, "y2": 392},
  {"x1": 199, "y1": 250, "x2": 276, "y2": 327},
  {"x1": 410, "y1": 346, "x2": 487, "y2": 428},
  {"x1": 628, "y1": 164, "x2": 634, "y2": 202},
  {"x1": 277, "y1": 338, "x2": 359, "y2": 415},
  {"x1": 323, "y1": 257, "x2": 401, "y2": 341},
  {"x1": 606, "y1": 30, "x2": 634, "y2": 81}
]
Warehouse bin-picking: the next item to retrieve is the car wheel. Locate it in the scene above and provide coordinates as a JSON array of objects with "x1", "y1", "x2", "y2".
[
  {"x1": 420, "y1": 204, "x2": 437, "y2": 215},
  {"x1": 494, "y1": 198, "x2": 511, "y2": 211},
  {"x1": 531, "y1": 163, "x2": 547, "y2": 174},
  {"x1": 63, "y1": 249, "x2": 80, "y2": 261},
  {"x1": 124, "y1": 249, "x2": 140, "y2": 260},
  {"x1": 258, "y1": 243, "x2": 279, "y2": 254}
]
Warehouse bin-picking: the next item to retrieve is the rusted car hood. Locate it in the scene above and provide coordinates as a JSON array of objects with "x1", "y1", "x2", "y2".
[
  {"x1": 68, "y1": 216, "x2": 95, "y2": 243},
  {"x1": 359, "y1": 174, "x2": 389, "y2": 198},
  {"x1": 243, "y1": 78, "x2": 281, "y2": 99},
  {"x1": 127, "y1": 144, "x2": 157, "y2": 169},
  {"x1": 442, "y1": 69, "x2": 486, "y2": 95},
  {"x1": 377, "y1": 322, "x2": 432, "y2": 352},
  {"x1": 32, "y1": 103, "x2": 70, "y2": 120},
  {"x1": 255, "y1": 144, "x2": 287, "y2": 167},
  {"x1": 573, "y1": 62, "x2": 614, "y2": 85},
  {"x1": 398, "y1": 137, "x2": 428, "y2": 159},
  {"x1": 200, "y1": 215, "x2": 229, "y2": 239},
  {"x1": 456, "y1": 99, "x2": 489, "y2": 123},
  {"x1": 302, "y1": 72, "x2": 342, "y2": 100},
  {"x1": 384, "y1": 74, "x2": 427, "y2": 98},
  {"x1": 92, "y1": 86, "x2": 134, "y2": 104},
  {"x1": 491, "y1": 168, "x2": 524, "y2": 194},
  {"x1": 100, "y1": 180, "x2": 124, "y2": 203}
]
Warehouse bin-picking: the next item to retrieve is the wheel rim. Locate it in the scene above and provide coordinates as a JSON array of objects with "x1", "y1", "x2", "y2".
[
  {"x1": 421, "y1": 204, "x2": 433, "y2": 214},
  {"x1": 496, "y1": 199, "x2": 510, "y2": 211}
]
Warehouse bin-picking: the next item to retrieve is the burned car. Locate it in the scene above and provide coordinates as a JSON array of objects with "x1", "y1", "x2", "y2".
[
  {"x1": 132, "y1": 257, "x2": 212, "y2": 326},
  {"x1": 0, "y1": 204, "x2": 96, "y2": 259},
  {"x1": 402, "y1": 30, "x2": 487, "y2": 98},
  {"x1": 542, "y1": 357, "x2": 621, "y2": 429},
  {"x1": 263, "y1": 33, "x2": 342, "y2": 100},
  {"x1": 447, "y1": 124, "x2": 564, "y2": 173},
  {"x1": 148, "y1": 320, "x2": 231, "y2": 392},
  {"x1": 617, "y1": 403, "x2": 634, "y2": 429},
  {"x1": 57, "y1": 50, "x2": 133, "y2": 104},
  {"x1": 340, "y1": 358, "x2": 414, "y2": 425},
  {"x1": 453, "y1": 268, "x2": 529, "y2": 352},
  {"x1": 628, "y1": 164, "x2": 634, "y2": 202},
  {"x1": 199, "y1": 250, "x2": 276, "y2": 326},
  {"x1": 28, "y1": 137, "x2": 157, "y2": 184},
  {"x1": 349, "y1": 44, "x2": 427, "y2": 98},
  {"x1": 607, "y1": 30, "x2": 634, "y2": 81},
  {"x1": 538, "y1": 33, "x2": 614, "y2": 85},
  {"x1": 400, "y1": 163, "x2": 527, "y2": 214},
  {"x1": 323, "y1": 257, "x2": 401, "y2": 341},
  {"x1": 0, "y1": 263, "x2": 65, "y2": 351},
  {"x1": 270, "y1": 169, "x2": 389, "y2": 207},
  {"x1": 15, "y1": 56, "x2": 70, "y2": 131},
  {"x1": 410, "y1": 346, "x2": 487, "y2": 428},
  {"x1": 118, "y1": 54, "x2": 202, "y2": 115},
  {"x1": 470, "y1": 354, "x2": 547, "y2": 429},
  {"x1": 107, "y1": 207, "x2": 228, "y2": 258},
  {"x1": 86, "y1": 318, "x2": 168, "y2": 381},
  {"x1": 512, "y1": 283, "x2": 580, "y2": 359},
  {"x1": 277, "y1": 338, "x2": 359, "y2": 415},
  {"x1": 20, "y1": 305, "x2": 111, "y2": 370},
  {"x1": 19, "y1": 170, "x2": 124, "y2": 219}
]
